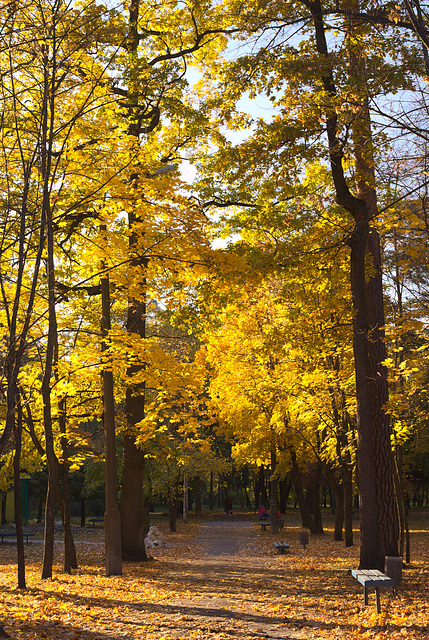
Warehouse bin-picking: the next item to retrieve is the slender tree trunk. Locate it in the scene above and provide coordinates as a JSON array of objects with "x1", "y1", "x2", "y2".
[
  {"x1": 14, "y1": 403, "x2": 25, "y2": 589},
  {"x1": 254, "y1": 473, "x2": 260, "y2": 510},
  {"x1": 58, "y1": 398, "x2": 78, "y2": 573},
  {"x1": 168, "y1": 495, "x2": 178, "y2": 532},
  {"x1": 334, "y1": 483, "x2": 344, "y2": 542},
  {"x1": 195, "y1": 476, "x2": 202, "y2": 517},
  {"x1": 259, "y1": 466, "x2": 269, "y2": 509},
  {"x1": 209, "y1": 472, "x2": 214, "y2": 511},
  {"x1": 343, "y1": 475, "x2": 354, "y2": 547},
  {"x1": 270, "y1": 449, "x2": 279, "y2": 533},
  {"x1": 101, "y1": 260, "x2": 122, "y2": 575},
  {"x1": 40, "y1": 178, "x2": 59, "y2": 579},
  {"x1": 80, "y1": 501, "x2": 86, "y2": 528}
]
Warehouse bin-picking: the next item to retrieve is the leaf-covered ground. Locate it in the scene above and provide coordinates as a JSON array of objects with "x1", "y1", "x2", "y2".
[{"x1": 0, "y1": 511, "x2": 428, "y2": 639}]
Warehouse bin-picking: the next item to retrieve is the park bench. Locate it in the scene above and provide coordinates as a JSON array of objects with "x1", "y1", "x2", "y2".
[
  {"x1": 87, "y1": 518, "x2": 104, "y2": 528},
  {"x1": 273, "y1": 541, "x2": 289, "y2": 554},
  {"x1": 0, "y1": 531, "x2": 35, "y2": 544},
  {"x1": 351, "y1": 569, "x2": 394, "y2": 613},
  {"x1": 259, "y1": 519, "x2": 284, "y2": 532}
]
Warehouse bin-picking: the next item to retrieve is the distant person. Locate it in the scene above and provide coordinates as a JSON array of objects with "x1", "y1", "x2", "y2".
[
  {"x1": 258, "y1": 506, "x2": 269, "y2": 520},
  {"x1": 225, "y1": 496, "x2": 233, "y2": 514}
]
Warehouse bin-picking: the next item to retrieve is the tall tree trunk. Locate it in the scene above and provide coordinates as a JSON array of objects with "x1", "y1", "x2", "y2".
[
  {"x1": 308, "y1": 0, "x2": 398, "y2": 568},
  {"x1": 324, "y1": 462, "x2": 345, "y2": 542},
  {"x1": 290, "y1": 450, "x2": 315, "y2": 531},
  {"x1": 279, "y1": 476, "x2": 291, "y2": 513},
  {"x1": 120, "y1": 0, "x2": 150, "y2": 562},
  {"x1": 270, "y1": 449, "x2": 279, "y2": 533},
  {"x1": 168, "y1": 495, "x2": 179, "y2": 532},
  {"x1": 101, "y1": 259, "x2": 122, "y2": 575},
  {"x1": 58, "y1": 398, "x2": 78, "y2": 573},
  {"x1": 254, "y1": 472, "x2": 260, "y2": 510},
  {"x1": 195, "y1": 476, "x2": 202, "y2": 517},
  {"x1": 1, "y1": 494, "x2": 7, "y2": 525},
  {"x1": 14, "y1": 403, "x2": 25, "y2": 589},
  {"x1": 259, "y1": 466, "x2": 269, "y2": 509},
  {"x1": 209, "y1": 472, "x2": 214, "y2": 511},
  {"x1": 343, "y1": 473, "x2": 354, "y2": 548},
  {"x1": 121, "y1": 432, "x2": 148, "y2": 561}
]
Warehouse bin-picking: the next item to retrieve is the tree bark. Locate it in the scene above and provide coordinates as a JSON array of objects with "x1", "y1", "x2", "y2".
[
  {"x1": 14, "y1": 403, "x2": 26, "y2": 589},
  {"x1": 270, "y1": 449, "x2": 279, "y2": 533},
  {"x1": 308, "y1": 0, "x2": 398, "y2": 568},
  {"x1": 195, "y1": 476, "x2": 202, "y2": 517},
  {"x1": 101, "y1": 261, "x2": 122, "y2": 575},
  {"x1": 58, "y1": 398, "x2": 78, "y2": 574},
  {"x1": 120, "y1": 0, "x2": 150, "y2": 562},
  {"x1": 290, "y1": 450, "x2": 315, "y2": 531}
]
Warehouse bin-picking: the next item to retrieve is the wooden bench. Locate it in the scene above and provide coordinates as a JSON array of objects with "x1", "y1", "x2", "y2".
[
  {"x1": 0, "y1": 531, "x2": 35, "y2": 544},
  {"x1": 351, "y1": 569, "x2": 394, "y2": 613},
  {"x1": 273, "y1": 541, "x2": 289, "y2": 554},
  {"x1": 259, "y1": 519, "x2": 284, "y2": 531}
]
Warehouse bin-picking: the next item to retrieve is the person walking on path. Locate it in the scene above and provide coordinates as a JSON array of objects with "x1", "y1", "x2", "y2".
[{"x1": 225, "y1": 496, "x2": 233, "y2": 514}]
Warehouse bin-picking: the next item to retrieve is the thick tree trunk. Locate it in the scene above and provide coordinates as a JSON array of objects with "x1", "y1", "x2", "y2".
[
  {"x1": 290, "y1": 450, "x2": 314, "y2": 531},
  {"x1": 279, "y1": 476, "x2": 291, "y2": 513},
  {"x1": 366, "y1": 229, "x2": 398, "y2": 557},
  {"x1": 120, "y1": 0, "x2": 151, "y2": 561},
  {"x1": 309, "y1": 0, "x2": 398, "y2": 568},
  {"x1": 350, "y1": 224, "x2": 384, "y2": 569},
  {"x1": 121, "y1": 432, "x2": 148, "y2": 561}
]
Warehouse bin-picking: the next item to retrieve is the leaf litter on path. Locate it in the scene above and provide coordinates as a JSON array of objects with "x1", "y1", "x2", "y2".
[{"x1": 0, "y1": 512, "x2": 428, "y2": 639}]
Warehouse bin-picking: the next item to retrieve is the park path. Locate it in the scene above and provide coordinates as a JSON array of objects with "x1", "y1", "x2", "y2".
[{"x1": 162, "y1": 518, "x2": 313, "y2": 640}]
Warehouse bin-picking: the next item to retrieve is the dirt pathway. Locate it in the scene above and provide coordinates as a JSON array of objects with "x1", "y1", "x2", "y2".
[{"x1": 160, "y1": 518, "x2": 313, "y2": 639}]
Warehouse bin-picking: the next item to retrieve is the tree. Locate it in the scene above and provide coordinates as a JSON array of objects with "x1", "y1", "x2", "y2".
[{"x1": 192, "y1": 0, "x2": 426, "y2": 568}]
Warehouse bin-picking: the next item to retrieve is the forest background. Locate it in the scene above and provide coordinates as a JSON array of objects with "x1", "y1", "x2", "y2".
[{"x1": 0, "y1": 0, "x2": 429, "y2": 589}]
